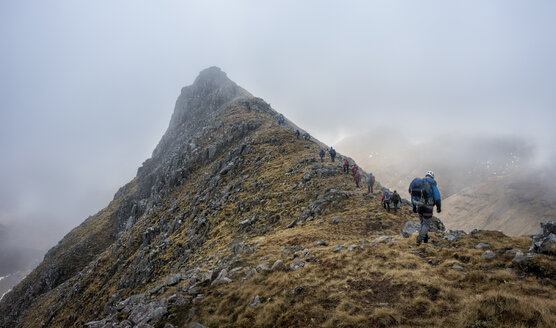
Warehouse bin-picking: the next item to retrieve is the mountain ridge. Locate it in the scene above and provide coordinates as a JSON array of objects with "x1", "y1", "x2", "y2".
[{"x1": 1, "y1": 68, "x2": 555, "y2": 328}]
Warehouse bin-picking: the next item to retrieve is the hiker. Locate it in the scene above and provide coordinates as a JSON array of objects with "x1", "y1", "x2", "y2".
[
  {"x1": 343, "y1": 158, "x2": 349, "y2": 173},
  {"x1": 319, "y1": 149, "x2": 325, "y2": 162},
  {"x1": 277, "y1": 115, "x2": 284, "y2": 125},
  {"x1": 409, "y1": 171, "x2": 441, "y2": 245},
  {"x1": 391, "y1": 190, "x2": 401, "y2": 209},
  {"x1": 354, "y1": 170, "x2": 361, "y2": 188},
  {"x1": 367, "y1": 173, "x2": 375, "y2": 194},
  {"x1": 295, "y1": 129, "x2": 300, "y2": 139},
  {"x1": 351, "y1": 163, "x2": 358, "y2": 177},
  {"x1": 381, "y1": 189, "x2": 391, "y2": 210},
  {"x1": 329, "y1": 147, "x2": 336, "y2": 162}
]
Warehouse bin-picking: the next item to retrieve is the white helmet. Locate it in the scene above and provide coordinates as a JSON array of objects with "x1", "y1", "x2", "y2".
[{"x1": 425, "y1": 170, "x2": 435, "y2": 179}]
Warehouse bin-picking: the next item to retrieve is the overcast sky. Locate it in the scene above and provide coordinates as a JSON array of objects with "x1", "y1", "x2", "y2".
[{"x1": 1, "y1": 0, "x2": 555, "y2": 250}]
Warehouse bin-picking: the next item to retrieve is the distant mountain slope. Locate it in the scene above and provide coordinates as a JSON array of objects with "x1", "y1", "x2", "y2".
[
  {"x1": 443, "y1": 170, "x2": 556, "y2": 236},
  {"x1": 1, "y1": 68, "x2": 555, "y2": 328},
  {"x1": 334, "y1": 130, "x2": 554, "y2": 235}
]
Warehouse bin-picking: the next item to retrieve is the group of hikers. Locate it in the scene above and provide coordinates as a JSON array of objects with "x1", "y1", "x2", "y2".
[
  {"x1": 316, "y1": 143, "x2": 441, "y2": 246},
  {"x1": 281, "y1": 115, "x2": 441, "y2": 246}
]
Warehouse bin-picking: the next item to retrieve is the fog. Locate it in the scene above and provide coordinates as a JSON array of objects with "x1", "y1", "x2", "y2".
[{"x1": 1, "y1": 1, "x2": 555, "y2": 255}]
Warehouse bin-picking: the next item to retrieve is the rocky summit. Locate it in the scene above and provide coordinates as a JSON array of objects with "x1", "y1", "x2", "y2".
[{"x1": 1, "y1": 67, "x2": 555, "y2": 328}]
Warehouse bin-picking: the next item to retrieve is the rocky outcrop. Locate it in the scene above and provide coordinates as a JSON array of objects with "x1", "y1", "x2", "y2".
[{"x1": 530, "y1": 221, "x2": 556, "y2": 255}]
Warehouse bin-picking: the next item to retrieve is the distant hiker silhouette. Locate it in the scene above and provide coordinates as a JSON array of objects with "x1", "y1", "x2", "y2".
[
  {"x1": 328, "y1": 147, "x2": 336, "y2": 162},
  {"x1": 409, "y1": 171, "x2": 442, "y2": 245},
  {"x1": 295, "y1": 129, "x2": 300, "y2": 139},
  {"x1": 319, "y1": 149, "x2": 325, "y2": 162},
  {"x1": 354, "y1": 171, "x2": 361, "y2": 188},
  {"x1": 391, "y1": 190, "x2": 401, "y2": 209},
  {"x1": 367, "y1": 173, "x2": 375, "y2": 194},
  {"x1": 381, "y1": 189, "x2": 391, "y2": 210},
  {"x1": 343, "y1": 158, "x2": 349, "y2": 173}
]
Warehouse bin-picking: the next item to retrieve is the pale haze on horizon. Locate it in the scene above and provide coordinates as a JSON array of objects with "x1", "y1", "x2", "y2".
[{"x1": 1, "y1": 0, "x2": 555, "y2": 251}]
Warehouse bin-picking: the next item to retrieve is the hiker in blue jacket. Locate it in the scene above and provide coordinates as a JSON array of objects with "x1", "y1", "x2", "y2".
[
  {"x1": 409, "y1": 170, "x2": 441, "y2": 245},
  {"x1": 319, "y1": 149, "x2": 325, "y2": 162},
  {"x1": 328, "y1": 147, "x2": 336, "y2": 162}
]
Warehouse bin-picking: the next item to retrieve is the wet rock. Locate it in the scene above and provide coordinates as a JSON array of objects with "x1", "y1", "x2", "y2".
[
  {"x1": 482, "y1": 250, "x2": 496, "y2": 260},
  {"x1": 149, "y1": 285, "x2": 164, "y2": 295},
  {"x1": 166, "y1": 274, "x2": 184, "y2": 286},
  {"x1": 475, "y1": 243, "x2": 491, "y2": 249},
  {"x1": 347, "y1": 244, "x2": 362, "y2": 252},
  {"x1": 530, "y1": 221, "x2": 556, "y2": 254},
  {"x1": 402, "y1": 221, "x2": 420, "y2": 238},
  {"x1": 314, "y1": 240, "x2": 328, "y2": 247},
  {"x1": 451, "y1": 264, "x2": 464, "y2": 271},
  {"x1": 286, "y1": 219, "x2": 298, "y2": 229},
  {"x1": 256, "y1": 262, "x2": 270, "y2": 272},
  {"x1": 289, "y1": 258, "x2": 307, "y2": 270},
  {"x1": 249, "y1": 295, "x2": 261, "y2": 307},
  {"x1": 271, "y1": 260, "x2": 288, "y2": 272},
  {"x1": 211, "y1": 277, "x2": 232, "y2": 286},
  {"x1": 192, "y1": 294, "x2": 205, "y2": 305},
  {"x1": 504, "y1": 249, "x2": 524, "y2": 257},
  {"x1": 443, "y1": 230, "x2": 466, "y2": 242},
  {"x1": 512, "y1": 253, "x2": 538, "y2": 265}
]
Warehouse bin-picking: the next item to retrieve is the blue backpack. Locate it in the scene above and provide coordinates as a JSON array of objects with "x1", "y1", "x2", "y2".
[{"x1": 409, "y1": 178, "x2": 432, "y2": 207}]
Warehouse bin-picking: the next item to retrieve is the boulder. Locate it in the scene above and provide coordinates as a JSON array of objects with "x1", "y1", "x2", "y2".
[
  {"x1": 271, "y1": 260, "x2": 288, "y2": 272},
  {"x1": 249, "y1": 295, "x2": 261, "y2": 307},
  {"x1": 402, "y1": 221, "x2": 420, "y2": 238},
  {"x1": 256, "y1": 262, "x2": 270, "y2": 272},
  {"x1": 289, "y1": 258, "x2": 307, "y2": 270},
  {"x1": 347, "y1": 244, "x2": 362, "y2": 252},
  {"x1": 333, "y1": 245, "x2": 344, "y2": 252},
  {"x1": 314, "y1": 240, "x2": 328, "y2": 247},
  {"x1": 482, "y1": 250, "x2": 496, "y2": 260},
  {"x1": 475, "y1": 243, "x2": 491, "y2": 249},
  {"x1": 443, "y1": 230, "x2": 466, "y2": 242},
  {"x1": 530, "y1": 221, "x2": 556, "y2": 254}
]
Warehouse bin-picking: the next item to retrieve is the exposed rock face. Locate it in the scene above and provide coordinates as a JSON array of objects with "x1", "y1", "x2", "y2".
[
  {"x1": 0, "y1": 67, "x2": 278, "y2": 328},
  {"x1": 530, "y1": 221, "x2": 556, "y2": 255}
]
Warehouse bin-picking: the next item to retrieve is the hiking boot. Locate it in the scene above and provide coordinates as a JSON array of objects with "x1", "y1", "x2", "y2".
[{"x1": 424, "y1": 235, "x2": 429, "y2": 244}]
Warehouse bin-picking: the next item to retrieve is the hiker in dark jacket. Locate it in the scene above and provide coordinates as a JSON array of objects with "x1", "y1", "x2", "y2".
[
  {"x1": 381, "y1": 189, "x2": 391, "y2": 210},
  {"x1": 343, "y1": 158, "x2": 349, "y2": 173},
  {"x1": 409, "y1": 170, "x2": 442, "y2": 245},
  {"x1": 354, "y1": 171, "x2": 361, "y2": 188},
  {"x1": 319, "y1": 149, "x2": 325, "y2": 162},
  {"x1": 391, "y1": 190, "x2": 401, "y2": 209},
  {"x1": 329, "y1": 147, "x2": 336, "y2": 162},
  {"x1": 367, "y1": 173, "x2": 375, "y2": 194},
  {"x1": 295, "y1": 129, "x2": 300, "y2": 139}
]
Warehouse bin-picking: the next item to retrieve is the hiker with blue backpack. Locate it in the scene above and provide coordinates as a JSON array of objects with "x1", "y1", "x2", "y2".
[
  {"x1": 409, "y1": 171, "x2": 442, "y2": 245},
  {"x1": 319, "y1": 149, "x2": 325, "y2": 162},
  {"x1": 329, "y1": 147, "x2": 336, "y2": 162},
  {"x1": 381, "y1": 189, "x2": 391, "y2": 210}
]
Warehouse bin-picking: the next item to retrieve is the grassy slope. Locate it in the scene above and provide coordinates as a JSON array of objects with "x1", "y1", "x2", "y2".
[{"x1": 18, "y1": 104, "x2": 556, "y2": 328}]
